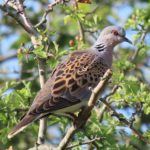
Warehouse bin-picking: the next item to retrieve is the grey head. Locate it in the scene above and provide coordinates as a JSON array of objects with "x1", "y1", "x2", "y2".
[{"x1": 95, "y1": 26, "x2": 132, "y2": 48}]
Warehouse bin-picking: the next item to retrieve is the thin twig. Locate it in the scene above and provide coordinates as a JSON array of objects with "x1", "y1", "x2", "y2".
[
  {"x1": 84, "y1": 28, "x2": 98, "y2": 33},
  {"x1": 101, "y1": 99, "x2": 150, "y2": 144},
  {"x1": 0, "y1": 52, "x2": 17, "y2": 63},
  {"x1": 131, "y1": 27, "x2": 149, "y2": 62},
  {"x1": 74, "y1": 0, "x2": 85, "y2": 42},
  {"x1": 86, "y1": 135, "x2": 100, "y2": 150},
  {"x1": 0, "y1": 1, "x2": 37, "y2": 35},
  {"x1": 96, "y1": 85, "x2": 120, "y2": 121},
  {"x1": 36, "y1": 58, "x2": 47, "y2": 145},
  {"x1": 1, "y1": 0, "x2": 69, "y2": 146},
  {"x1": 66, "y1": 137, "x2": 103, "y2": 149},
  {"x1": 87, "y1": 85, "x2": 120, "y2": 150},
  {"x1": 57, "y1": 69, "x2": 112, "y2": 150},
  {"x1": 95, "y1": 85, "x2": 149, "y2": 144},
  {"x1": 29, "y1": 70, "x2": 112, "y2": 150},
  {"x1": 27, "y1": 68, "x2": 112, "y2": 150},
  {"x1": 1, "y1": 0, "x2": 46, "y2": 144},
  {"x1": 35, "y1": 0, "x2": 66, "y2": 28}
]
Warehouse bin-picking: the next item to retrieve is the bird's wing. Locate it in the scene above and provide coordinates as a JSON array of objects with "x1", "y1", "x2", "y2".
[
  {"x1": 51, "y1": 50, "x2": 96, "y2": 97},
  {"x1": 51, "y1": 50, "x2": 108, "y2": 97},
  {"x1": 8, "y1": 50, "x2": 108, "y2": 138},
  {"x1": 28, "y1": 50, "x2": 108, "y2": 115}
]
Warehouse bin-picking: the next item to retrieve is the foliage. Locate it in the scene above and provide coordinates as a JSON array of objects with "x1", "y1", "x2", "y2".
[{"x1": 0, "y1": 0, "x2": 150, "y2": 150}]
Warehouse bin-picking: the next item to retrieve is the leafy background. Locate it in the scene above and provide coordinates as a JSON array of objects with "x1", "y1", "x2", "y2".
[{"x1": 0, "y1": 0, "x2": 150, "y2": 149}]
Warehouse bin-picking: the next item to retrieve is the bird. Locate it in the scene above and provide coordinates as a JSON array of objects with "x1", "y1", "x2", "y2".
[{"x1": 8, "y1": 26, "x2": 132, "y2": 139}]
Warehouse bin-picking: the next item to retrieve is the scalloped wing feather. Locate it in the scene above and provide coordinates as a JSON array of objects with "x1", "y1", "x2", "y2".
[
  {"x1": 8, "y1": 50, "x2": 109, "y2": 138},
  {"x1": 28, "y1": 50, "x2": 109, "y2": 115}
]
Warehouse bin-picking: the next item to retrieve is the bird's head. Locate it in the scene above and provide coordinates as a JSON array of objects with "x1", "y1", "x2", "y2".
[{"x1": 98, "y1": 26, "x2": 132, "y2": 47}]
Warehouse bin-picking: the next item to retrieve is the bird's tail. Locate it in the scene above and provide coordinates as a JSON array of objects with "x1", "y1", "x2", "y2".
[{"x1": 8, "y1": 114, "x2": 37, "y2": 139}]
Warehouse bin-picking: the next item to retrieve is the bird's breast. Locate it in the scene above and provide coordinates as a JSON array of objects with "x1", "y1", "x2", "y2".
[{"x1": 52, "y1": 100, "x2": 88, "y2": 114}]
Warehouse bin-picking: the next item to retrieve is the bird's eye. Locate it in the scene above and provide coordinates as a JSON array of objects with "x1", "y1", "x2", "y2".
[{"x1": 112, "y1": 30, "x2": 119, "y2": 36}]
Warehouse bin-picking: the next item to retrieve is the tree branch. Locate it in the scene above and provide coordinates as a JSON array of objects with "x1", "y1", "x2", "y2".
[
  {"x1": 74, "y1": 0, "x2": 85, "y2": 42},
  {"x1": 0, "y1": 52, "x2": 17, "y2": 63},
  {"x1": 101, "y1": 99, "x2": 150, "y2": 144},
  {"x1": 96, "y1": 85, "x2": 120, "y2": 121},
  {"x1": 28, "y1": 69, "x2": 112, "y2": 150},
  {"x1": 57, "y1": 69, "x2": 112, "y2": 150},
  {"x1": 1, "y1": 0, "x2": 46, "y2": 145},
  {"x1": 35, "y1": 0, "x2": 66, "y2": 28},
  {"x1": 87, "y1": 85, "x2": 120, "y2": 150},
  {"x1": 36, "y1": 58, "x2": 47, "y2": 145},
  {"x1": 131, "y1": 27, "x2": 149, "y2": 62},
  {"x1": 66, "y1": 137, "x2": 103, "y2": 149},
  {"x1": 1, "y1": 0, "x2": 70, "y2": 146}
]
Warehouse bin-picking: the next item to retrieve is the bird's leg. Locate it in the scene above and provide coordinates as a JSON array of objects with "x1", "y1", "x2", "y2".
[
  {"x1": 35, "y1": 141, "x2": 40, "y2": 150},
  {"x1": 64, "y1": 112, "x2": 78, "y2": 122},
  {"x1": 73, "y1": 107, "x2": 91, "y2": 129}
]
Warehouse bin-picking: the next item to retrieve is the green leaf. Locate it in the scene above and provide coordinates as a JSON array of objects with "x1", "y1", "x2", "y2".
[
  {"x1": 53, "y1": 41, "x2": 59, "y2": 54},
  {"x1": 33, "y1": 45, "x2": 47, "y2": 58},
  {"x1": 93, "y1": 15, "x2": 98, "y2": 24},
  {"x1": 64, "y1": 15, "x2": 72, "y2": 24}
]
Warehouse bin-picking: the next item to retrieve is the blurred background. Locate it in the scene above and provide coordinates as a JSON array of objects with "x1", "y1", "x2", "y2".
[{"x1": 0, "y1": 0, "x2": 150, "y2": 149}]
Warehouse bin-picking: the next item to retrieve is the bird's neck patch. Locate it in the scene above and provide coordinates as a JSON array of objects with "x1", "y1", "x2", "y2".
[{"x1": 95, "y1": 43, "x2": 105, "y2": 52}]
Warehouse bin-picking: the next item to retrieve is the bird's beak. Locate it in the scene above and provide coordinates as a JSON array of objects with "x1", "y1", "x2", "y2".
[{"x1": 123, "y1": 36, "x2": 132, "y2": 44}]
